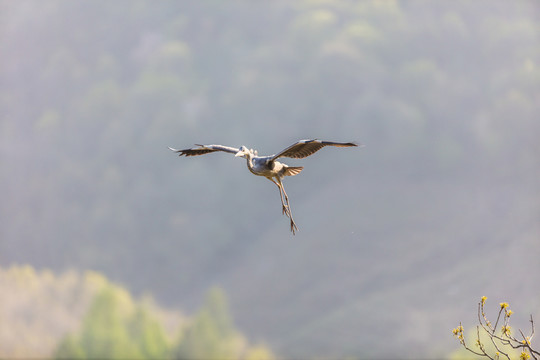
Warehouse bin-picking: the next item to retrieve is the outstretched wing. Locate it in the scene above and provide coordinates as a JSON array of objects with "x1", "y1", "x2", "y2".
[
  {"x1": 271, "y1": 139, "x2": 358, "y2": 160},
  {"x1": 168, "y1": 144, "x2": 239, "y2": 157}
]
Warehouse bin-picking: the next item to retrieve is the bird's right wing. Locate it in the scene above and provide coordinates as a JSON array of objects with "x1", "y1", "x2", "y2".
[
  {"x1": 271, "y1": 139, "x2": 358, "y2": 160},
  {"x1": 168, "y1": 144, "x2": 240, "y2": 157}
]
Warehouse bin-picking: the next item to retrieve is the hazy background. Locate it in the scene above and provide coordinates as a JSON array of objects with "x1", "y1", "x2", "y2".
[{"x1": 1, "y1": 1, "x2": 539, "y2": 358}]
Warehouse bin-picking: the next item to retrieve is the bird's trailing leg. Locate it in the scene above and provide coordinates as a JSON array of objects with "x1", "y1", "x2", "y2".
[
  {"x1": 269, "y1": 177, "x2": 291, "y2": 217},
  {"x1": 275, "y1": 177, "x2": 298, "y2": 235}
]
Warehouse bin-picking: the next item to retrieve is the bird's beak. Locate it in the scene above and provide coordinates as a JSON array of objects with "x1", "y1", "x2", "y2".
[{"x1": 235, "y1": 151, "x2": 244, "y2": 158}]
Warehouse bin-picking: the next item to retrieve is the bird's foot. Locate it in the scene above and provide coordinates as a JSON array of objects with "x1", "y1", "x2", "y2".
[{"x1": 290, "y1": 218, "x2": 298, "y2": 235}]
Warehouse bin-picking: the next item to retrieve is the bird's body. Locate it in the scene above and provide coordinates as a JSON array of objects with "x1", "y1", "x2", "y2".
[
  {"x1": 246, "y1": 154, "x2": 280, "y2": 177},
  {"x1": 169, "y1": 139, "x2": 359, "y2": 234},
  {"x1": 243, "y1": 153, "x2": 301, "y2": 178}
]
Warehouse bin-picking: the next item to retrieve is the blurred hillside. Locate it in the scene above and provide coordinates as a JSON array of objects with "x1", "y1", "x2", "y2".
[
  {"x1": 1, "y1": 1, "x2": 539, "y2": 358},
  {"x1": 0, "y1": 265, "x2": 273, "y2": 359},
  {"x1": 0, "y1": 264, "x2": 184, "y2": 358}
]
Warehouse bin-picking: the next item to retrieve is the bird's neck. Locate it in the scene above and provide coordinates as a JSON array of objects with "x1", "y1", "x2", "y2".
[{"x1": 244, "y1": 152, "x2": 257, "y2": 174}]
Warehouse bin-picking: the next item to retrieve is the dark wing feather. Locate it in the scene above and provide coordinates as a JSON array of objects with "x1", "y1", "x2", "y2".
[
  {"x1": 271, "y1": 139, "x2": 358, "y2": 160},
  {"x1": 168, "y1": 144, "x2": 240, "y2": 157}
]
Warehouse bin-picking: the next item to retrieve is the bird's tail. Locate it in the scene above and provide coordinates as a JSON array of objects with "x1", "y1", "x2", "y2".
[{"x1": 284, "y1": 166, "x2": 303, "y2": 176}]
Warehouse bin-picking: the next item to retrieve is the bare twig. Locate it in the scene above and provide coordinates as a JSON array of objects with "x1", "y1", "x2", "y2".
[
  {"x1": 454, "y1": 297, "x2": 538, "y2": 360},
  {"x1": 493, "y1": 308, "x2": 504, "y2": 335}
]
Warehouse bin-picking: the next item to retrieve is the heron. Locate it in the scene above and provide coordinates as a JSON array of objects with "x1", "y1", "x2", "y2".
[{"x1": 169, "y1": 139, "x2": 359, "y2": 234}]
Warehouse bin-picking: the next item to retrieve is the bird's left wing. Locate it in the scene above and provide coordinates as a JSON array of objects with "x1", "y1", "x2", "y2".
[
  {"x1": 271, "y1": 139, "x2": 358, "y2": 160},
  {"x1": 168, "y1": 144, "x2": 240, "y2": 157}
]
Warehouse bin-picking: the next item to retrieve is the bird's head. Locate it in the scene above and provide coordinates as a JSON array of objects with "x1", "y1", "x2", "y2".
[{"x1": 235, "y1": 145, "x2": 250, "y2": 158}]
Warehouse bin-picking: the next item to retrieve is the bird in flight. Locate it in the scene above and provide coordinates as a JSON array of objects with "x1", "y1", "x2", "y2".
[{"x1": 169, "y1": 139, "x2": 359, "y2": 234}]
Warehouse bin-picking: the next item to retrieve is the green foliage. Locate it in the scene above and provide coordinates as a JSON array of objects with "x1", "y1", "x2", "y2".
[
  {"x1": 54, "y1": 284, "x2": 168, "y2": 359},
  {"x1": 0, "y1": 265, "x2": 110, "y2": 358},
  {"x1": 244, "y1": 346, "x2": 275, "y2": 360},
  {"x1": 77, "y1": 286, "x2": 141, "y2": 359},
  {"x1": 173, "y1": 287, "x2": 242, "y2": 360},
  {"x1": 204, "y1": 287, "x2": 236, "y2": 338},
  {"x1": 128, "y1": 305, "x2": 171, "y2": 359},
  {"x1": 52, "y1": 281, "x2": 273, "y2": 360},
  {"x1": 55, "y1": 334, "x2": 84, "y2": 359}
]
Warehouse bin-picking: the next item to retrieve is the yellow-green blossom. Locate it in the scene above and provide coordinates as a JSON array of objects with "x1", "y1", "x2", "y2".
[
  {"x1": 452, "y1": 325, "x2": 464, "y2": 341},
  {"x1": 500, "y1": 302, "x2": 509, "y2": 309}
]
